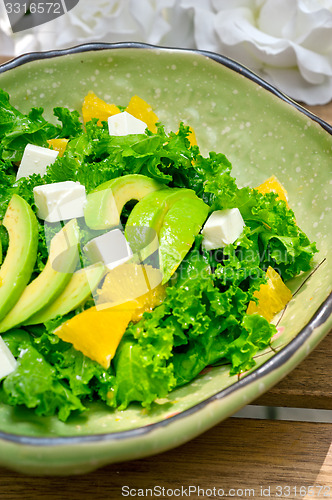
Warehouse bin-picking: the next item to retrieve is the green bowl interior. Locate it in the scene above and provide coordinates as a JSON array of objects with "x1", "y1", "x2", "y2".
[{"x1": 0, "y1": 47, "x2": 331, "y2": 438}]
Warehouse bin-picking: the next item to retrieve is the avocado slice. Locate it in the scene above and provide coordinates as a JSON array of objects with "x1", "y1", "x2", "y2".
[
  {"x1": 159, "y1": 196, "x2": 209, "y2": 284},
  {"x1": 84, "y1": 174, "x2": 164, "y2": 230},
  {"x1": 0, "y1": 194, "x2": 38, "y2": 322},
  {"x1": 25, "y1": 262, "x2": 105, "y2": 325},
  {"x1": 0, "y1": 219, "x2": 80, "y2": 333},
  {"x1": 125, "y1": 188, "x2": 197, "y2": 259}
]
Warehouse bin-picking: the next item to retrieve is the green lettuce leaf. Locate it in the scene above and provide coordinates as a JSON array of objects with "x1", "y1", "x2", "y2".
[
  {"x1": 107, "y1": 245, "x2": 274, "y2": 409},
  {"x1": 0, "y1": 90, "x2": 58, "y2": 162},
  {"x1": 53, "y1": 107, "x2": 82, "y2": 138},
  {"x1": 204, "y1": 174, "x2": 317, "y2": 280},
  {"x1": 1, "y1": 329, "x2": 85, "y2": 421},
  {"x1": 33, "y1": 328, "x2": 113, "y2": 400},
  {"x1": 109, "y1": 328, "x2": 176, "y2": 410},
  {"x1": 44, "y1": 122, "x2": 202, "y2": 192}
]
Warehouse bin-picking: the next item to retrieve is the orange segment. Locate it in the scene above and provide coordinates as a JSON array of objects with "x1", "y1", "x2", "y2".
[
  {"x1": 125, "y1": 95, "x2": 159, "y2": 133},
  {"x1": 54, "y1": 263, "x2": 166, "y2": 368},
  {"x1": 247, "y1": 266, "x2": 292, "y2": 322},
  {"x1": 54, "y1": 301, "x2": 136, "y2": 369},
  {"x1": 187, "y1": 126, "x2": 197, "y2": 147},
  {"x1": 96, "y1": 262, "x2": 166, "y2": 323},
  {"x1": 82, "y1": 91, "x2": 121, "y2": 126},
  {"x1": 47, "y1": 138, "x2": 69, "y2": 157},
  {"x1": 256, "y1": 175, "x2": 289, "y2": 207}
]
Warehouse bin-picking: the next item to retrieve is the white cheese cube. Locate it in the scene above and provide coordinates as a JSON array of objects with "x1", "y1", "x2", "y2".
[
  {"x1": 0, "y1": 336, "x2": 17, "y2": 380},
  {"x1": 108, "y1": 111, "x2": 148, "y2": 136},
  {"x1": 33, "y1": 181, "x2": 87, "y2": 222},
  {"x1": 16, "y1": 144, "x2": 59, "y2": 180},
  {"x1": 84, "y1": 229, "x2": 133, "y2": 270},
  {"x1": 201, "y1": 208, "x2": 245, "y2": 250}
]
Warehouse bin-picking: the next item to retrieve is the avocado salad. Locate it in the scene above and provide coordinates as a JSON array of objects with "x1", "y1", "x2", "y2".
[{"x1": 0, "y1": 89, "x2": 317, "y2": 422}]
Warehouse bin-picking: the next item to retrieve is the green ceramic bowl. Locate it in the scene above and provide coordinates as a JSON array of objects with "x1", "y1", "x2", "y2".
[{"x1": 0, "y1": 43, "x2": 331, "y2": 476}]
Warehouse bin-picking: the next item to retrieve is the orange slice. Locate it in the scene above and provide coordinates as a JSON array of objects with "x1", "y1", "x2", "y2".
[
  {"x1": 47, "y1": 138, "x2": 69, "y2": 157},
  {"x1": 247, "y1": 266, "x2": 292, "y2": 322},
  {"x1": 256, "y1": 175, "x2": 289, "y2": 207},
  {"x1": 55, "y1": 263, "x2": 166, "y2": 368},
  {"x1": 125, "y1": 95, "x2": 159, "y2": 133},
  {"x1": 187, "y1": 126, "x2": 197, "y2": 147},
  {"x1": 54, "y1": 301, "x2": 136, "y2": 369},
  {"x1": 82, "y1": 91, "x2": 121, "y2": 126},
  {"x1": 96, "y1": 262, "x2": 166, "y2": 323}
]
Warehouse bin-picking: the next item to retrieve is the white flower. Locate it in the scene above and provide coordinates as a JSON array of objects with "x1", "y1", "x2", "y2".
[
  {"x1": 0, "y1": 0, "x2": 331, "y2": 104},
  {"x1": 183, "y1": 0, "x2": 332, "y2": 104},
  {"x1": 0, "y1": 0, "x2": 187, "y2": 53}
]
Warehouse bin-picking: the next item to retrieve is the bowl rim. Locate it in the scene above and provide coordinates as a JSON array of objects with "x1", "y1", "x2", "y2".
[
  {"x1": 0, "y1": 41, "x2": 331, "y2": 447},
  {"x1": 1, "y1": 41, "x2": 331, "y2": 134}
]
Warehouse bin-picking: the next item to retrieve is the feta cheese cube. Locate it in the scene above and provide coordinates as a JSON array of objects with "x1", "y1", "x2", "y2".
[
  {"x1": 201, "y1": 208, "x2": 245, "y2": 250},
  {"x1": 108, "y1": 111, "x2": 148, "y2": 136},
  {"x1": 84, "y1": 229, "x2": 133, "y2": 270},
  {"x1": 0, "y1": 336, "x2": 17, "y2": 380},
  {"x1": 16, "y1": 144, "x2": 59, "y2": 180},
  {"x1": 33, "y1": 181, "x2": 87, "y2": 222}
]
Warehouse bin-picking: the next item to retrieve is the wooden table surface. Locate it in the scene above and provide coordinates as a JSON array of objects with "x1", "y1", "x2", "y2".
[{"x1": 0, "y1": 54, "x2": 331, "y2": 499}]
